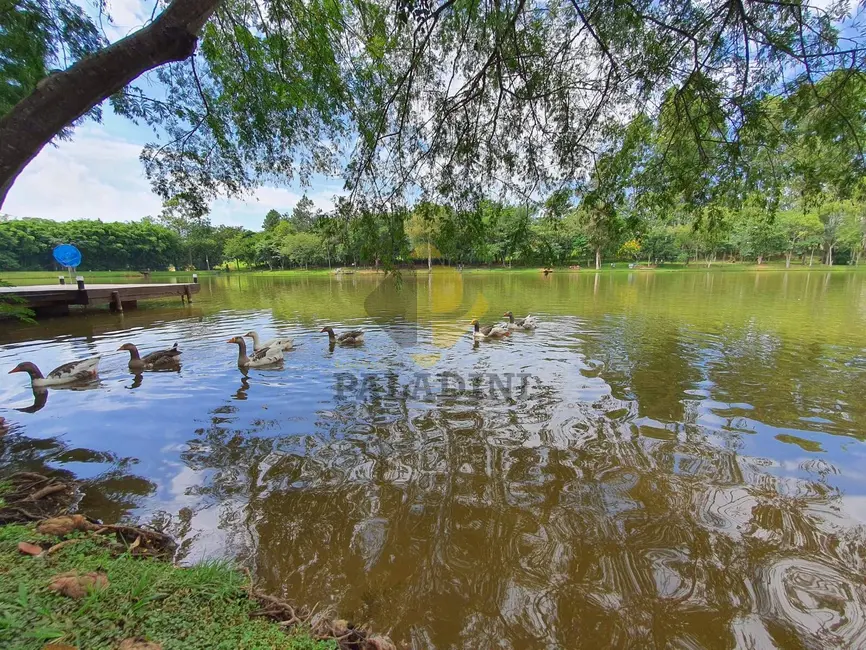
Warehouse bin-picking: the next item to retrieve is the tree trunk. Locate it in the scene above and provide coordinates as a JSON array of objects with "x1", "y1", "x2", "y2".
[
  {"x1": 236, "y1": 258, "x2": 240, "y2": 271},
  {"x1": 757, "y1": 255, "x2": 763, "y2": 265},
  {"x1": 0, "y1": 0, "x2": 219, "y2": 207},
  {"x1": 785, "y1": 252, "x2": 792, "y2": 268},
  {"x1": 595, "y1": 246, "x2": 601, "y2": 270},
  {"x1": 809, "y1": 248, "x2": 814, "y2": 266},
  {"x1": 827, "y1": 245, "x2": 834, "y2": 266},
  {"x1": 427, "y1": 239, "x2": 432, "y2": 272}
]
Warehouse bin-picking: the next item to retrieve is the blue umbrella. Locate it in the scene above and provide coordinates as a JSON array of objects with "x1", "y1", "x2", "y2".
[{"x1": 53, "y1": 244, "x2": 82, "y2": 269}]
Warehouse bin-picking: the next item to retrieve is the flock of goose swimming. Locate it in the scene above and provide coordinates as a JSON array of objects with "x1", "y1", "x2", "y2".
[{"x1": 6, "y1": 311, "x2": 539, "y2": 388}]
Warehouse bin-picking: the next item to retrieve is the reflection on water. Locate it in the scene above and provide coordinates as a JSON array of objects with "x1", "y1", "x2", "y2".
[
  {"x1": 2, "y1": 270, "x2": 866, "y2": 648},
  {"x1": 15, "y1": 387, "x2": 48, "y2": 413}
]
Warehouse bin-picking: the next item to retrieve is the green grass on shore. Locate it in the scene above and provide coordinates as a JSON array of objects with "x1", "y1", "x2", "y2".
[
  {"x1": 0, "y1": 523, "x2": 334, "y2": 650},
  {"x1": 0, "y1": 270, "x2": 221, "y2": 281},
  {"x1": 1, "y1": 260, "x2": 864, "y2": 284},
  {"x1": 0, "y1": 269, "x2": 332, "y2": 282},
  {"x1": 457, "y1": 261, "x2": 866, "y2": 273}
]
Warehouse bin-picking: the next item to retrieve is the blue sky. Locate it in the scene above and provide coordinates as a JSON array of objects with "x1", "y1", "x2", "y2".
[{"x1": 2, "y1": 0, "x2": 346, "y2": 230}]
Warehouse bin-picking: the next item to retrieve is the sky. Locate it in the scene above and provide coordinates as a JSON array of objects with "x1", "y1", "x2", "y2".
[{"x1": 2, "y1": 0, "x2": 346, "y2": 231}]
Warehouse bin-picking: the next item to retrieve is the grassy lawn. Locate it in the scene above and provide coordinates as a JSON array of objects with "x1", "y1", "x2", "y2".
[
  {"x1": 2, "y1": 262, "x2": 864, "y2": 285},
  {"x1": 0, "y1": 270, "x2": 217, "y2": 282},
  {"x1": 0, "y1": 269, "x2": 335, "y2": 283},
  {"x1": 458, "y1": 261, "x2": 866, "y2": 273},
  {"x1": 0, "y1": 523, "x2": 335, "y2": 650}
]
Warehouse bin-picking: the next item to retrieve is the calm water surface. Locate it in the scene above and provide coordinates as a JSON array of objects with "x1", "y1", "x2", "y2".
[{"x1": 2, "y1": 270, "x2": 866, "y2": 648}]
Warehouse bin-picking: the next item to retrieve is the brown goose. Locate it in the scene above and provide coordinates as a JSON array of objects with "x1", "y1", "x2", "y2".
[
  {"x1": 8, "y1": 357, "x2": 100, "y2": 387},
  {"x1": 227, "y1": 336, "x2": 284, "y2": 368},
  {"x1": 118, "y1": 343, "x2": 181, "y2": 370},
  {"x1": 470, "y1": 319, "x2": 511, "y2": 341},
  {"x1": 321, "y1": 326, "x2": 364, "y2": 345},
  {"x1": 244, "y1": 331, "x2": 294, "y2": 352},
  {"x1": 502, "y1": 311, "x2": 539, "y2": 330}
]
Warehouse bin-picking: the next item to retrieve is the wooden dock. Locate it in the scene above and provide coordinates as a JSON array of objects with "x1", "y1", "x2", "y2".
[{"x1": 0, "y1": 282, "x2": 200, "y2": 317}]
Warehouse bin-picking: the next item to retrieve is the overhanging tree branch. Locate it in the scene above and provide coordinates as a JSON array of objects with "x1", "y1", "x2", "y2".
[{"x1": 0, "y1": 0, "x2": 220, "y2": 208}]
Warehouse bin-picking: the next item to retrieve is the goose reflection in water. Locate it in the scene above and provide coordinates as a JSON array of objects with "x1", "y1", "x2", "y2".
[
  {"x1": 234, "y1": 376, "x2": 250, "y2": 401},
  {"x1": 15, "y1": 380, "x2": 102, "y2": 413},
  {"x1": 125, "y1": 362, "x2": 181, "y2": 391},
  {"x1": 232, "y1": 365, "x2": 287, "y2": 401},
  {"x1": 15, "y1": 387, "x2": 48, "y2": 413}
]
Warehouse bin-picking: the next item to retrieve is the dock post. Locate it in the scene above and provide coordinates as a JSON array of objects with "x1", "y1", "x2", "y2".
[
  {"x1": 184, "y1": 285, "x2": 193, "y2": 304},
  {"x1": 111, "y1": 291, "x2": 123, "y2": 313},
  {"x1": 58, "y1": 276, "x2": 65, "y2": 285}
]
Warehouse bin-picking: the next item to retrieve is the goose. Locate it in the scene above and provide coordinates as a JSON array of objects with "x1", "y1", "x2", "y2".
[
  {"x1": 470, "y1": 319, "x2": 511, "y2": 341},
  {"x1": 321, "y1": 326, "x2": 364, "y2": 345},
  {"x1": 118, "y1": 343, "x2": 181, "y2": 370},
  {"x1": 8, "y1": 356, "x2": 100, "y2": 387},
  {"x1": 244, "y1": 330, "x2": 294, "y2": 352},
  {"x1": 227, "y1": 336, "x2": 283, "y2": 368},
  {"x1": 502, "y1": 311, "x2": 539, "y2": 330}
]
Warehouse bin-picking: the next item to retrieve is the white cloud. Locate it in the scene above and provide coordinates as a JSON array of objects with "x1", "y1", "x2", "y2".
[
  {"x1": 101, "y1": 0, "x2": 151, "y2": 40},
  {"x1": 3, "y1": 127, "x2": 163, "y2": 222},
  {"x1": 3, "y1": 125, "x2": 345, "y2": 230}
]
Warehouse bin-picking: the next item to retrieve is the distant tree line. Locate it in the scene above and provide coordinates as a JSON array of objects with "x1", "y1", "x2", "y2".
[
  {"x1": 0, "y1": 218, "x2": 184, "y2": 271},
  {"x1": 2, "y1": 194, "x2": 864, "y2": 273},
  {"x1": 0, "y1": 210, "x2": 257, "y2": 272}
]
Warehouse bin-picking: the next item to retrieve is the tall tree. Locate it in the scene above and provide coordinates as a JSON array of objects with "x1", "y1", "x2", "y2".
[
  {"x1": 406, "y1": 201, "x2": 447, "y2": 270},
  {"x1": 730, "y1": 199, "x2": 786, "y2": 265},
  {"x1": 155, "y1": 196, "x2": 216, "y2": 269},
  {"x1": 289, "y1": 195, "x2": 317, "y2": 233},
  {"x1": 818, "y1": 202, "x2": 847, "y2": 266},
  {"x1": 280, "y1": 232, "x2": 322, "y2": 268},
  {"x1": 262, "y1": 209, "x2": 284, "y2": 232},
  {"x1": 777, "y1": 210, "x2": 824, "y2": 268},
  {"x1": 223, "y1": 232, "x2": 256, "y2": 270}
]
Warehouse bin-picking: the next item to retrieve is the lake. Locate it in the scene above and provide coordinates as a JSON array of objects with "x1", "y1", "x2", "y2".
[{"x1": 2, "y1": 269, "x2": 866, "y2": 648}]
